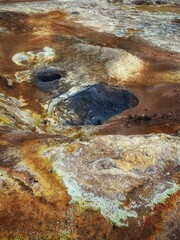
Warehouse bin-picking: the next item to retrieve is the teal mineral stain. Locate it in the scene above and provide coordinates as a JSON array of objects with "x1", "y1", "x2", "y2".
[
  {"x1": 148, "y1": 182, "x2": 179, "y2": 206},
  {"x1": 53, "y1": 162, "x2": 138, "y2": 226}
]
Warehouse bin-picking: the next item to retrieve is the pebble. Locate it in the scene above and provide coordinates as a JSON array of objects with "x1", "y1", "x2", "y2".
[{"x1": 6, "y1": 77, "x2": 13, "y2": 87}]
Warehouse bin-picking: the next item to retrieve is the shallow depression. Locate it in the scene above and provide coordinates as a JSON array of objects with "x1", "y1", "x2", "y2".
[
  {"x1": 34, "y1": 67, "x2": 62, "y2": 92},
  {"x1": 58, "y1": 84, "x2": 139, "y2": 126}
]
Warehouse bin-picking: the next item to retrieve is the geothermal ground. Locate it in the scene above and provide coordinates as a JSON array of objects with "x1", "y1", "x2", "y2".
[{"x1": 0, "y1": 0, "x2": 179, "y2": 239}]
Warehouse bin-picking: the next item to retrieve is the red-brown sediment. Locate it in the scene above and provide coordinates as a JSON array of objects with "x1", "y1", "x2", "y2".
[{"x1": 0, "y1": 11, "x2": 179, "y2": 134}]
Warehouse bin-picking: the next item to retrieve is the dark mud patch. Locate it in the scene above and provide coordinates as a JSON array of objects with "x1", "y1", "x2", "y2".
[{"x1": 58, "y1": 84, "x2": 138, "y2": 126}]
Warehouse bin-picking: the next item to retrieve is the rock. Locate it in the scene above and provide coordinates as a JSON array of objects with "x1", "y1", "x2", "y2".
[
  {"x1": 12, "y1": 47, "x2": 55, "y2": 67},
  {"x1": 0, "y1": 93, "x2": 44, "y2": 133},
  {"x1": 5, "y1": 77, "x2": 13, "y2": 87}
]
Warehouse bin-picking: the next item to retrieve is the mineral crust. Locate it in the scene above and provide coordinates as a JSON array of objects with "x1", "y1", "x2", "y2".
[{"x1": 0, "y1": 0, "x2": 179, "y2": 239}]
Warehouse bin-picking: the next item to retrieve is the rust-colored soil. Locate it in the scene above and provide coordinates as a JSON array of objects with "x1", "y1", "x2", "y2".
[
  {"x1": 0, "y1": 134, "x2": 70, "y2": 239},
  {"x1": 100, "y1": 83, "x2": 180, "y2": 135},
  {"x1": 0, "y1": 11, "x2": 179, "y2": 135}
]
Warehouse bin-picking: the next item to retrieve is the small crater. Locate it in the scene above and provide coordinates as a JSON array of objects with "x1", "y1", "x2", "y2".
[
  {"x1": 36, "y1": 70, "x2": 61, "y2": 83},
  {"x1": 34, "y1": 67, "x2": 64, "y2": 92},
  {"x1": 58, "y1": 84, "x2": 139, "y2": 126}
]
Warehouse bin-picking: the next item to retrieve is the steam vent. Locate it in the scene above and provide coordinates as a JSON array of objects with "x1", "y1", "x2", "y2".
[{"x1": 0, "y1": 0, "x2": 180, "y2": 239}]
